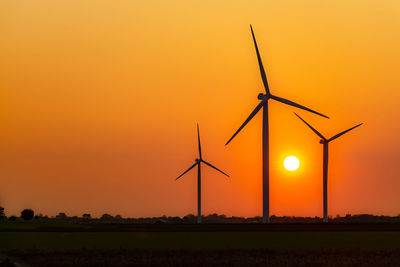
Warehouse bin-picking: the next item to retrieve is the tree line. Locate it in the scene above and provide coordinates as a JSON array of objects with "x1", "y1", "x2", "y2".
[{"x1": 1, "y1": 206, "x2": 400, "y2": 224}]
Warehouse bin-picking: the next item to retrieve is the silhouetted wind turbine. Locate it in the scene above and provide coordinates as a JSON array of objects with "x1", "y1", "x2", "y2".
[
  {"x1": 226, "y1": 25, "x2": 329, "y2": 223},
  {"x1": 175, "y1": 124, "x2": 229, "y2": 223},
  {"x1": 294, "y1": 113, "x2": 362, "y2": 223}
]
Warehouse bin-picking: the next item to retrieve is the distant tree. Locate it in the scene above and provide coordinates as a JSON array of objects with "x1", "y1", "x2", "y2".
[
  {"x1": 39, "y1": 214, "x2": 49, "y2": 220},
  {"x1": 269, "y1": 215, "x2": 277, "y2": 223},
  {"x1": 101, "y1": 214, "x2": 114, "y2": 220},
  {"x1": 115, "y1": 215, "x2": 122, "y2": 220},
  {"x1": 56, "y1": 212, "x2": 67, "y2": 220},
  {"x1": 182, "y1": 214, "x2": 196, "y2": 223},
  {"x1": 204, "y1": 213, "x2": 228, "y2": 223},
  {"x1": 8, "y1": 216, "x2": 17, "y2": 221},
  {"x1": 21, "y1": 209, "x2": 34, "y2": 220},
  {"x1": 82, "y1": 213, "x2": 91, "y2": 219},
  {"x1": 0, "y1": 206, "x2": 5, "y2": 219},
  {"x1": 167, "y1": 216, "x2": 181, "y2": 223},
  {"x1": 34, "y1": 214, "x2": 48, "y2": 220},
  {"x1": 155, "y1": 219, "x2": 166, "y2": 224}
]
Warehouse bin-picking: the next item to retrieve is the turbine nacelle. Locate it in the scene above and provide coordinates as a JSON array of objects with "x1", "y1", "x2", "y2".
[
  {"x1": 175, "y1": 125, "x2": 229, "y2": 181},
  {"x1": 295, "y1": 113, "x2": 362, "y2": 145},
  {"x1": 257, "y1": 93, "x2": 268, "y2": 100}
]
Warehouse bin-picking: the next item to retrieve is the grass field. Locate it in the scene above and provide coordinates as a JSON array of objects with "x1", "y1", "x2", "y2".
[
  {"x1": 6, "y1": 249, "x2": 400, "y2": 267},
  {"x1": 2, "y1": 223, "x2": 400, "y2": 266},
  {"x1": 2, "y1": 231, "x2": 400, "y2": 251}
]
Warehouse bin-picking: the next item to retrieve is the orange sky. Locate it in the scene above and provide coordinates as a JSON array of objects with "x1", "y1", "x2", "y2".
[{"x1": 1, "y1": 1, "x2": 400, "y2": 218}]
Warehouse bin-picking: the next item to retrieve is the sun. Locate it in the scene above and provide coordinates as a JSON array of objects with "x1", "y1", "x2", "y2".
[{"x1": 284, "y1": 156, "x2": 300, "y2": 171}]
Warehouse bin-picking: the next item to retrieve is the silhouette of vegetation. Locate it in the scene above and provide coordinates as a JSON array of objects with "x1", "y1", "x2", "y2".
[
  {"x1": 0, "y1": 206, "x2": 5, "y2": 219},
  {"x1": 20, "y1": 209, "x2": 34, "y2": 220},
  {"x1": 1, "y1": 212, "x2": 399, "y2": 224},
  {"x1": 100, "y1": 214, "x2": 114, "y2": 221},
  {"x1": 82, "y1": 213, "x2": 91, "y2": 219},
  {"x1": 56, "y1": 212, "x2": 67, "y2": 220}
]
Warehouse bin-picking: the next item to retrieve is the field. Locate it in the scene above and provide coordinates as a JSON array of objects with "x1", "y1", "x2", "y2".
[
  {"x1": 5, "y1": 249, "x2": 400, "y2": 267},
  {"x1": 2, "y1": 222, "x2": 400, "y2": 266},
  {"x1": 2, "y1": 231, "x2": 400, "y2": 251}
]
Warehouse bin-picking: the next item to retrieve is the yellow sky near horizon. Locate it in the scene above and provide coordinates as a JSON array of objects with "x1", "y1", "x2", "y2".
[{"x1": 1, "y1": 0, "x2": 400, "y2": 218}]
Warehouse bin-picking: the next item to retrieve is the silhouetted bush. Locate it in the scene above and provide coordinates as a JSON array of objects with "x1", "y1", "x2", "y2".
[
  {"x1": 8, "y1": 216, "x2": 17, "y2": 221},
  {"x1": 0, "y1": 206, "x2": 5, "y2": 219},
  {"x1": 21, "y1": 209, "x2": 34, "y2": 220},
  {"x1": 56, "y1": 212, "x2": 67, "y2": 220},
  {"x1": 182, "y1": 214, "x2": 196, "y2": 223},
  {"x1": 5, "y1": 211, "x2": 400, "y2": 224},
  {"x1": 100, "y1": 214, "x2": 114, "y2": 220}
]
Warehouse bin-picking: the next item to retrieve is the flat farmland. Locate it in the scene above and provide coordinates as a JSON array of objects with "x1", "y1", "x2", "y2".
[
  {"x1": 5, "y1": 249, "x2": 400, "y2": 267},
  {"x1": 2, "y1": 231, "x2": 400, "y2": 251},
  {"x1": 2, "y1": 223, "x2": 400, "y2": 266}
]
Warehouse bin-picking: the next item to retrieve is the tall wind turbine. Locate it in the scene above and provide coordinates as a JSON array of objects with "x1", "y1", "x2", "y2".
[
  {"x1": 175, "y1": 124, "x2": 229, "y2": 223},
  {"x1": 226, "y1": 25, "x2": 329, "y2": 223},
  {"x1": 294, "y1": 113, "x2": 362, "y2": 222}
]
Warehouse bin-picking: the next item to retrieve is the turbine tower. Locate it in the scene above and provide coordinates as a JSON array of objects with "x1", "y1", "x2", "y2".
[
  {"x1": 175, "y1": 124, "x2": 229, "y2": 223},
  {"x1": 294, "y1": 113, "x2": 362, "y2": 223},
  {"x1": 226, "y1": 25, "x2": 329, "y2": 223}
]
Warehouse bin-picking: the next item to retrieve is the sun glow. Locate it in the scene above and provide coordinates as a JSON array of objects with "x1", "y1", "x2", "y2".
[{"x1": 284, "y1": 156, "x2": 300, "y2": 171}]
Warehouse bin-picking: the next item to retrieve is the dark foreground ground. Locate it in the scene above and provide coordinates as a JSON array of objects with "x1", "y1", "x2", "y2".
[
  {"x1": 2, "y1": 223, "x2": 400, "y2": 266},
  {"x1": 4, "y1": 249, "x2": 400, "y2": 267},
  {"x1": 4, "y1": 222, "x2": 400, "y2": 232}
]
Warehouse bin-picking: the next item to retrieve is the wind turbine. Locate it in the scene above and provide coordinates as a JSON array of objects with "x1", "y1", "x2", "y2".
[
  {"x1": 175, "y1": 124, "x2": 229, "y2": 224},
  {"x1": 294, "y1": 113, "x2": 362, "y2": 222},
  {"x1": 226, "y1": 25, "x2": 329, "y2": 223}
]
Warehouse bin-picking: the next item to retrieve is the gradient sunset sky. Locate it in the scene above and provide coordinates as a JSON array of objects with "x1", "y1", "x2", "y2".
[{"x1": 1, "y1": 1, "x2": 400, "y2": 218}]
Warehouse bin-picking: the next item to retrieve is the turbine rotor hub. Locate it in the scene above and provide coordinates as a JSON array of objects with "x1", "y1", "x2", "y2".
[
  {"x1": 319, "y1": 139, "x2": 325, "y2": 144},
  {"x1": 257, "y1": 93, "x2": 266, "y2": 100}
]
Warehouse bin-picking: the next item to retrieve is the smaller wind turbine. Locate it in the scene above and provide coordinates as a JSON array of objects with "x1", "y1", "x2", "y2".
[
  {"x1": 175, "y1": 124, "x2": 229, "y2": 223},
  {"x1": 294, "y1": 113, "x2": 363, "y2": 223}
]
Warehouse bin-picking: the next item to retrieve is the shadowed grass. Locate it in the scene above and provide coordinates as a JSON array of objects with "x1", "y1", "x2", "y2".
[
  {"x1": 7, "y1": 249, "x2": 400, "y2": 267},
  {"x1": 1, "y1": 232, "x2": 400, "y2": 251}
]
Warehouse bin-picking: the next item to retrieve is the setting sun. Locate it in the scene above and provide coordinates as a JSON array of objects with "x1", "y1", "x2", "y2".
[{"x1": 284, "y1": 156, "x2": 300, "y2": 171}]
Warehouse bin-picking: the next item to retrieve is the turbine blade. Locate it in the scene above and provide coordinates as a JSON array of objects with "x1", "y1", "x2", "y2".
[
  {"x1": 327, "y1": 123, "x2": 363, "y2": 142},
  {"x1": 294, "y1": 113, "x2": 326, "y2": 140},
  {"x1": 197, "y1": 124, "x2": 202, "y2": 159},
  {"x1": 250, "y1": 25, "x2": 270, "y2": 94},
  {"x1": 175, "y1": 162, "x2": 198, "y2": 180},
  {"x1": 270, "y1": 95, "x2": 329, "y2": 119},
  {"x1": 225, "y1": 99, "x2": 266, "y2": 145},
  {"x1": 201, "y1": 160, "x2": 230, "y2": 177}
]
